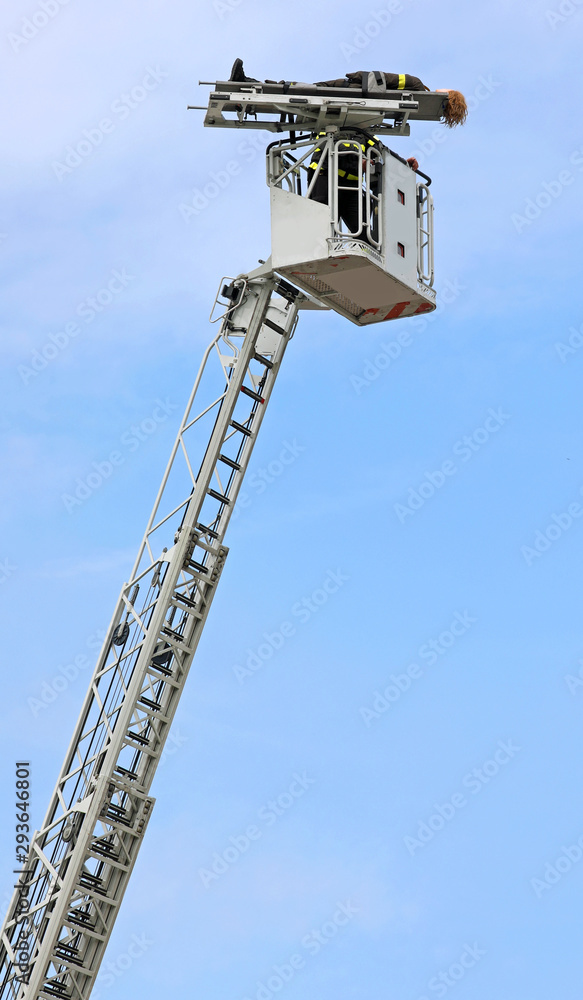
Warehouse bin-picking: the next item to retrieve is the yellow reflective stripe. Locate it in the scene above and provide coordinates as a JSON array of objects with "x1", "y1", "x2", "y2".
[
  {"x1": 398, "y1": 74, "x2": 406, "y2": 90},
  {"x1": 309, "y1": 162, "x2": 319, "y2": 170},
  {"x1": 338, "y1": 168, "x2": 346, "y2": 177}
]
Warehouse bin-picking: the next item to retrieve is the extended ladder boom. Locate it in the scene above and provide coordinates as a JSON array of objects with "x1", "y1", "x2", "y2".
[{"x1": 0, "y1": 269, "x2": 302, "y2": 1000}]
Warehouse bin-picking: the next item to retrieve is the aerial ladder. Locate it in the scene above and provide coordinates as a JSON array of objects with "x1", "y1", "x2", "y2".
[{"x1": 0, "y1": 71, "x2": 446, "y2": 1000}]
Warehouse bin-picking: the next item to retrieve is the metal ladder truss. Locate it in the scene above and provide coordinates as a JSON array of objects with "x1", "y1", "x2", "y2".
[{"x1": 0, "y1": 270, "x2": 302, "y2": 1000}]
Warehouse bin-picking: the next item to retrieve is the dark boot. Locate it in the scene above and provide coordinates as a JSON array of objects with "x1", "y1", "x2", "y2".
[{"x1": 229, "y1": 58, "x2": 258, "y2": 83}]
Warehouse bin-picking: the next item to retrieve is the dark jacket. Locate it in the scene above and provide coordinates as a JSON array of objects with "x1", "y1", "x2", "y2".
[
  {"x1": 308, "y1": 133, "x2": 380, "y2": 188},
  {"x1": 315, "y1": 72, "x2": 429, "y2": 92}
]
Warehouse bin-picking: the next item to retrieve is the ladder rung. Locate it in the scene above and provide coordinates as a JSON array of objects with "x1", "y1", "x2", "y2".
[
  {"x1": 173, "y1": 598, "x2": 202, "y2": 623},
  {"x1": 42, "y1": 985, "x2": 69, "y2": 998},
  {"x1": 162, "y1": 626, "x2": 188, "y2": 643},
  {"x1": 67, "y1": 909, "x2": 92, "y2": 924},
  {"x1": 127, "y1": 731, "x2": 150, "y2": 747},
  {"x1": 253, "y1": 352, "x2": 274, "y2": 370},
  {"x1": 219, "y1": 453, "x2": 241, "y2": 471},
  {"x1": 55, "y1": 945, "x2": 79, "y2": 958},
  {"x1": 138, "y1": 696, "x2": 162, "y2": 712},
  {"x1": 91, "y1": 846, "x2": 118, "y2": 861},
  {"x1": 173, "y1": 591, "x2": 197, "y2": 608},
  {"x1": 55, "y1": 954, "x2": 84, "y2": 969},
  {"x1": 150, "y1": 661, "x2": 172, "y2": 677},
  {"x1": 196, "y1": 521, "x2": 219, "y2": 539},
  {"x1": 107, "y1": 804, "x2": 127, "y2": 817},
  {"x1": 67, "y1": 913, "x2": 94, "y2": 930},
  {"x1": 114, "y1": 766, "x2": 139, "y2": 780},
  {"x1": 263, "y1": 316, "x2": 286, "y2": 336},
  {"x1": 106, "y1": 814, "x2": 131, "y2": 829},
  {"x1": 187, "y1": 559, "x2": 208, "y2": 574},
  {"x1": 230, "y1": 420, "x2": 252, "y2": 437},
  {"x1": 79, "y1": 882, "x2": 106, "y2": 897},
  {"x1": 240, "y1": 385, "x2": 264, "y2": 403},
  {"x1": 91, "y1": 840, "x2": 117, "y2": 856},
  {"x1": 78, "y1": 872, "x2": 102, "y2": 886},
  {"x1": 207, "y1": 488, "x2": 231, "y2": 505}
]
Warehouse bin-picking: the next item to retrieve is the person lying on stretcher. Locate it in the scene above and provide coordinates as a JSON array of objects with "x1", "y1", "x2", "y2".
[{"x1": 228, "y1": 60, "x2": 468, "y2": 128}]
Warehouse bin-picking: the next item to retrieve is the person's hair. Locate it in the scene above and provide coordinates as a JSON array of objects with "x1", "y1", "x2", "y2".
[{"x1": 442, "y1": 90, "x2": 468, "y2": 127}]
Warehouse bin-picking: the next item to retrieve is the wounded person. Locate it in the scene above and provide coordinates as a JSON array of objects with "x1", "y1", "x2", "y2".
[{"x1": 228, "y1": 60, "x2": 468, "y2": 128}]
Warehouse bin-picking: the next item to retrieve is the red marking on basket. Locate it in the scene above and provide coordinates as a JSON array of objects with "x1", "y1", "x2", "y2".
[{"x1": 385, "y1": 302, "x2": 410, "y2": 320}]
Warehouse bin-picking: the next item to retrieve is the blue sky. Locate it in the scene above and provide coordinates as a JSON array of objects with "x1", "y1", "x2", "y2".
[{"x1": 2, "y1": 1, "x2": 583, "y2": 998}]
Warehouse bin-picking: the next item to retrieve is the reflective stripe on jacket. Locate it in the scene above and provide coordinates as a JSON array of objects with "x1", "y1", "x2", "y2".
[{"x1": 308, "y1": 134, "x2": 378, "y2": 183}]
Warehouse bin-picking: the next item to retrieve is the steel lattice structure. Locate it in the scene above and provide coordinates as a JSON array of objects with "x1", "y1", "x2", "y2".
[{"x1": 0, "y1": 270, "x2": 302, "y2": 1000}]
